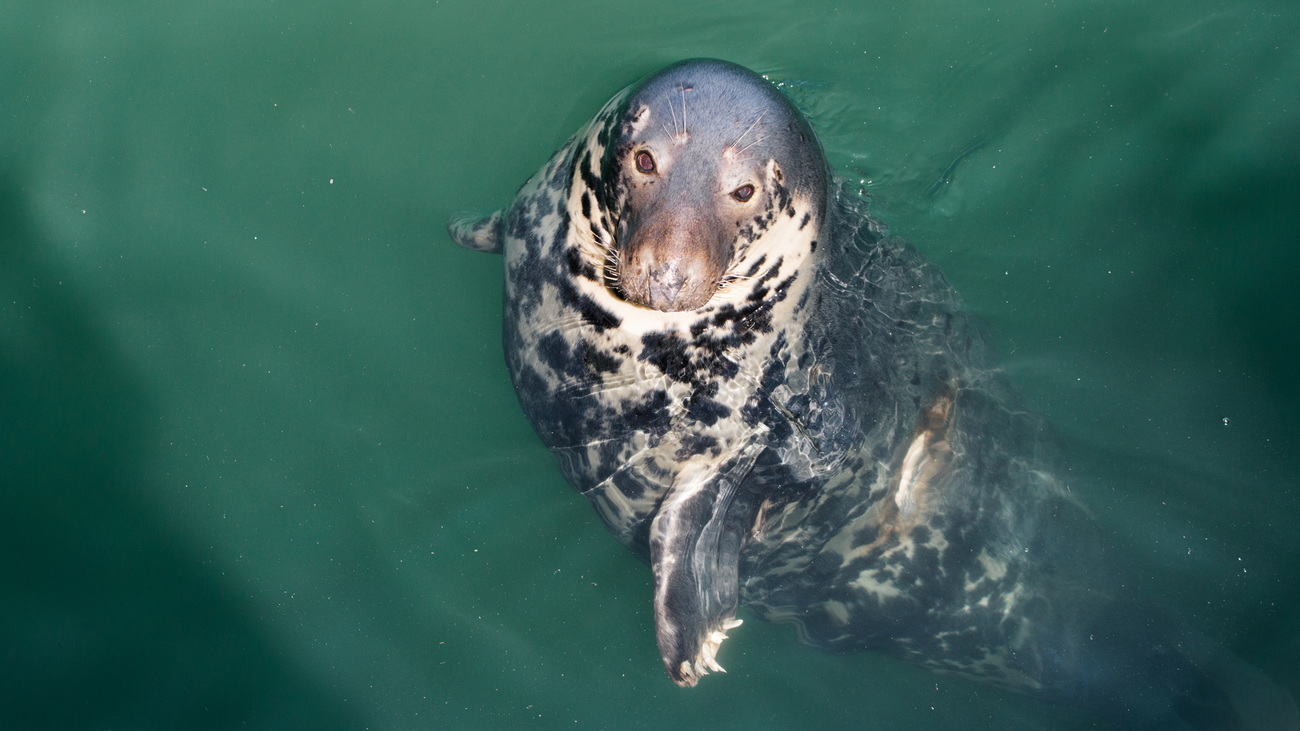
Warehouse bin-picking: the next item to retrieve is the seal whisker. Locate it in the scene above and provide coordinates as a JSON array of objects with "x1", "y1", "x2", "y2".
[
  {"x1": 737, "y1": 134, "x2": 766, "y2": 156},
  {"x1": 565, "y1": 215, "x2": 628, "y2": 295},
  {"x1": 717, "y1": 272, "x2": 752, "y2": 289},
  {"x1": 570, "y1": 215, "x2": 615, "y2": 253},
  {"x1": 680, "y1": 84, "x2": 688, "y2": 135},
  {"x1": 733, "y1": 111, "x2": 765, "y2": 148}
]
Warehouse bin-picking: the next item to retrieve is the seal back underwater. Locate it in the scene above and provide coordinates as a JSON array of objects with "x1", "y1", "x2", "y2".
[{"x1": 447, "y1": 59, "x2": 1298, "y2": 729}]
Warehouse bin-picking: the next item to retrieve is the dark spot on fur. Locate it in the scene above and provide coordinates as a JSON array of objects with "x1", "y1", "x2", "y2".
[
  {"x1": 567, "y1": 246, "x2": 597, "y2": 281},
  {"x1": 685, "y1": 394, "x2": 730, "y2": 426},
  {"x1": 634, "y1": 388, "x2": 671, "y2": 423},
  {"x1": 579, "y1": 340, "x2": 621, "y2": 376},
  {"x1": 774, "y1": 181, "x2": 792, "y2": 214},
  {"x1": 536, "y1": 331, "x2": 573, "y2": 376},
  {"x1": 580, "y1": 150, "x2": 602, "y2": 200},
  {"x1": 755, "y1": 259, "x2": 783, "y2": 288},
  {"x1": 640, "y1": 332, "x2": 691, "y2": 381},
  {"x1": 574, "y1": 292, "x2": 621, "y2": 332},
  {"x1": 549, "y1": 152, "x2": 571, "y2": 187},
  {"x1": 746, "y1": 260, "x2": 784, "y2": 303},
  {"x1": 677, "y1": 432, "x2": 719, "y2": 460}
]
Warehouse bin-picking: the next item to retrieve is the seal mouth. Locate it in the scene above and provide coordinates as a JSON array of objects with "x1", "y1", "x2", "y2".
[{"x1": 613, "y1": 253, "x2": 723, "y2": 312}]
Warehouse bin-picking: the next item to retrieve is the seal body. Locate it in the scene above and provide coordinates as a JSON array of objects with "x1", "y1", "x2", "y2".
[{"x1": 448, "y1": 59, "x2": 1297, "y2": 729}]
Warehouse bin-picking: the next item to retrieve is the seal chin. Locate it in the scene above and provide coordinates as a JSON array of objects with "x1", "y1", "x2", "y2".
[
  {"x1": 615, "y1": 257, "x2": 723, "y2": 312},
  {"x1": 647, "y1": 265, "x2": 689, "y2": 310},
  {"x1": 626, "y1": 275, "x2": 718, "y2": 312}
]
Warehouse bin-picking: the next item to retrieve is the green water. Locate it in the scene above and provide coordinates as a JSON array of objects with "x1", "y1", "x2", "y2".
[{"x1": 2, "y1": 1, "x2": 1297, "y2": 729}]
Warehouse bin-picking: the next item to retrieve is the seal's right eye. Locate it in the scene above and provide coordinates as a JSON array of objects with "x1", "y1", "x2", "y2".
[
  {"x1": 732, "y1": 184, "x2": 756, "y2": 202},
  {"x1": 635, "y1": 151, "x2": 656, "y2": 174}
]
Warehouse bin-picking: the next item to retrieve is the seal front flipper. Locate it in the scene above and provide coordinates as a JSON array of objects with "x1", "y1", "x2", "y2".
[
  {"x1": 650, "y1": 440, "x2": 766, "y2": 687},
  {"x1": 447, "y1": 210, "x2": 504, "y2": 254}
]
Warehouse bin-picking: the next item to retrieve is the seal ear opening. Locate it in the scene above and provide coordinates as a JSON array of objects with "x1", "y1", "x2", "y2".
[{"x1": 447, "y1": 210, "x2": 504, "y2": 254}]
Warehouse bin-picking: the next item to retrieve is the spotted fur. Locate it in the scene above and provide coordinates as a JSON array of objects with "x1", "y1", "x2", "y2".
[{"x1": 448, "y1": 59, "x2": 1297, "y2": 729}]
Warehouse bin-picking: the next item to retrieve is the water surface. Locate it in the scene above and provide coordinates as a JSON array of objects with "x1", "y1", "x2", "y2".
[{"x1": 2, "y1": 1, "x2": 1297, "y2": 728}]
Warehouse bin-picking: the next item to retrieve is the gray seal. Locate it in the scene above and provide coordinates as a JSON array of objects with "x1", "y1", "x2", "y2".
[{"x1": 447, "y1": 59, "x2": 1297, "y2": 729}]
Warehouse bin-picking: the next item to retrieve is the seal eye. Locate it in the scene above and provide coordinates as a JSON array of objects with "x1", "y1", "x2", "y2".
[
  {"x1": 635, "y1": 151, "x2": 656, "y2": 174},
  {"x1": 732, "y1": 184, "x2": 755, "y2": 202}
]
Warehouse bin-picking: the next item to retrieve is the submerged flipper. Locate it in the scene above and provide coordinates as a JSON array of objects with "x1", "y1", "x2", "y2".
[
  {"x1": 447, "y1": 210, "x2": 504, "y2": 254},
  {"x1": 650, "y1": 440, "x2": 766, "y2": 687}
]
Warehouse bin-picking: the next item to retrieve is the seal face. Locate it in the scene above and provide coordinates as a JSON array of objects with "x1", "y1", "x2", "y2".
[
  {"x1": 448, "y1": 59, "x2": 1299, "y2": 728},
  {"x1": 598, "y1": 65, "x2": 827, "y2": 313}
]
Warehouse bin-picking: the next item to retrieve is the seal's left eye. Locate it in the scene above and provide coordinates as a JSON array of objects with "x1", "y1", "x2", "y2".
[
  {"x1": 635, "y1": 151, "x2": 656, "y2": 174},
  {"x1": 732, "y1": 184, "x2": 755, "y2": 202}
]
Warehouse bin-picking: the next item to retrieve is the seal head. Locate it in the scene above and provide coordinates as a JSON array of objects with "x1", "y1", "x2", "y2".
[{"x1": 598, "y1": 60, "x2": 827, "y2": 312}]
